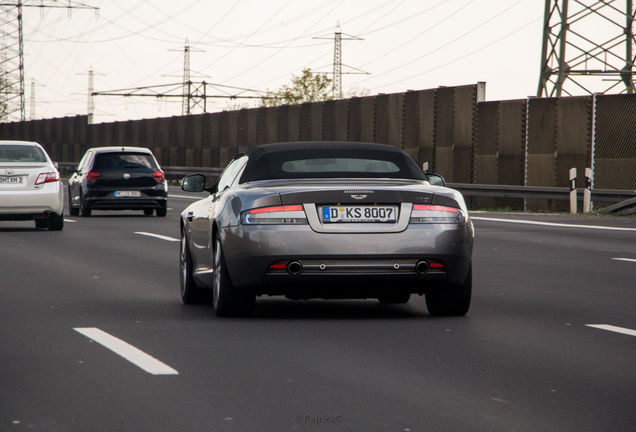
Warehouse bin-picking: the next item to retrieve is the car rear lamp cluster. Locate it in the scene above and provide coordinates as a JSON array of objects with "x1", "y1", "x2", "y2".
[
  {"x1": 86, "y1": 170, "x2": 100, "y2": 183},
  {"x1": 241, "y1": 205, "x2": 308, "y2": 225},
  {"x1": 410, "y1": 204, "x2": 467, "y2": 224},
  {"x1": 35, "y1": 171, "x2": 60, "y2": 185},
  {"x1": 153, "y1": 171, "x2": 165, "y2": 182}
]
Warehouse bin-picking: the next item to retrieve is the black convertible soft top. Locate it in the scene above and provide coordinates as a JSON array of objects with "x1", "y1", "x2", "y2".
[{"x1": 239, "y1": 141, "x2": 426, "y2": 183}]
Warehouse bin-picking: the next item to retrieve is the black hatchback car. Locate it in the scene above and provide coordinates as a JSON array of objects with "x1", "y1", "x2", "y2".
[{"x1": 67, "y1": 147, "x2": 168, "y2": 217}]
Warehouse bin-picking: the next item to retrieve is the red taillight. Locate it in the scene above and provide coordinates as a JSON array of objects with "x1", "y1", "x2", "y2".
[
  {"x1": 429, "y1": 262, "x2": 445, "y2": 268},
  {"x1": 249, "y1": 205, "x2": 303, "y2": 214},
  {"x1": 35, "y1": 171, "x2": 60, "y2": 185},
  {"x1": 268, "y1": 263, "x2": 287, "y2": 270},
  {"x1": 153, "y1": 171, "x2": 165, "y2": 182},
  {"x1": 413, "y1": 204, "x2": 458, "y2": 213},
  {"x1": 86, "y1": 171, "x2": 100, "y2": 182}
]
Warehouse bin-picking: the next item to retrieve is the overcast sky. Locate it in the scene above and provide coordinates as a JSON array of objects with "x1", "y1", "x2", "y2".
[{"x1": 9, "y1": 0, "x2": 623, "y2": 123}]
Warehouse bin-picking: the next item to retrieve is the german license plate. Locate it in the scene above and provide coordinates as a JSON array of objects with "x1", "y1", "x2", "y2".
[
  {"x1": 322, "y1": 205, "x2": 398, "y2": 223},
  {"x1": 0, "y1": 176, "x2": 24, "y2": 184},
  {"x1": 114, "y1": 190, "x2": 141, "y2": 197}
]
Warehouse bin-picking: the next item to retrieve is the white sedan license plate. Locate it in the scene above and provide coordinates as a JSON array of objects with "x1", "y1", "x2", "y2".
[
  {"x1": 114, "y1": 190, "x2": 141, "y2": 197},
  {"x1": 0, "y1": 176, "x2": 24, "y2": 184},
  {"x1": 322, "y1": 205, "x2": 398, "y2": 223}
]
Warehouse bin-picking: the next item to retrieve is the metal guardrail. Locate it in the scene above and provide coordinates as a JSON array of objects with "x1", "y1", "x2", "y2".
[
  {"x1": 57, "y1": 162, "x2": 635, "y2": 204},
  {"x1": 447, "y1": 183, "x2": 636, "y2": 203}
]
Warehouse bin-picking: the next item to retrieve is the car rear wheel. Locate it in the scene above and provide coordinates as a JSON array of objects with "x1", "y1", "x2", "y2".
[
  {"x1": 425, "y1": 265, "x2": 472, "y2": 316},
  {"x1": 80, "y1": 192, "x2": 91, "y2": 217},
  {"x1": 156, "y1": 202, "x2": 167, "y2": 217},
  {"x1": 34, "y1": 218, "x2": 49, "y2": 229},
  {"x1": 213, "y1": 232, "x2": 255, "y2": 317},
  {"x1": 378, "y1": 291, "x2": 411, "y2": 304},
  {"x1": 180, "y1": 226, "x2": 213, "y2": 304},
  {"x1": 48, "y1": 211, "x2": 64, "y2": 231},
  {"x1": 144, "y1": 209, "x2": 154, "y2": 216},
  {"x1": 68, "y1": 188, "x2": 79, "y2": 216}
]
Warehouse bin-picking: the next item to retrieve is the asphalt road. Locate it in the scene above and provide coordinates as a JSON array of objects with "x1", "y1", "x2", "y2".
[{"x1": 1, "y1": 188, "x2": 635, "y2": 432}]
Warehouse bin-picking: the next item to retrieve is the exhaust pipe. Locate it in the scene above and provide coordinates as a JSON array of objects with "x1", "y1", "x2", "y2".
[
  {"x1": 415, "y1": 260, "x2": 429, "y2": 274},
  {"x1": 287, "y1": 261, "x2": 302, "y2": 275}
]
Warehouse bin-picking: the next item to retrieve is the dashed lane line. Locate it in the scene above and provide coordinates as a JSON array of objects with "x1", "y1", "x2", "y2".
[
  {"x1": 135, "y1": 232, "x2": 179, "y2": 242},
  {"x1": 612, "y1": 258, "x2": 636, "y2": 263},
  {"x1": 586, "y1": 324, "x2": 636, "y2": 337},
  {"x1": 74, "y1": 327, "x2": 179, "y2": 375},
  {"x1": 472, "y1": 216, "x2": 636, "y2": 232}
]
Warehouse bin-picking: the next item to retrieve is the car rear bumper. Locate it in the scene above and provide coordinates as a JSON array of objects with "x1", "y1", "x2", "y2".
[
  {"x1": 220, "y1": 223, "x2": 473, "y2": 294},
  {"x1": 83, "y1": 188, "x2": 167, "y2": 211},
  {"x1": 0, "y1": 182, "x2": 64, "y2": 220}
]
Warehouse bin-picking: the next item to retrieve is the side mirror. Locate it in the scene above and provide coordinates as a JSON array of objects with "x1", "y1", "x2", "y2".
[
  {"x1": 181, "y1": 174, "x2": 207, "y2": 192},
  {"x1": 65, "y1": 165, "x2": 78, "y2": 174},
  {"x1": 426, "y1": 173, "x2": 445, "y2": 187},
  {"x1": 182, "y1": 174, "x2": 219, "y2": 194}
]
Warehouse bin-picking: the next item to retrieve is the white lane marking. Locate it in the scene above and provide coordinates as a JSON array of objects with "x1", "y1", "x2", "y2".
[
  {"x1": 135, "y1": 232, "x2": 179, "y2": 242},
  {"x1": 169, "y1": 194, "x2": 205, "y2": 200},
  {"x1": 612, "y1": 258, "x2": 636, "y2": 263},
  {"x1": 472, "y1": 216, "x2": 636, "y2": 232},
  {"x1": 586, "y1": 324, "x2": 636, "y2": 337},
  {"x1": 64, "y1": 219, "x2": 76, "y2": 223},
  {"x1": 74, "y1": 328, "x2": 178, "y2": 375}
]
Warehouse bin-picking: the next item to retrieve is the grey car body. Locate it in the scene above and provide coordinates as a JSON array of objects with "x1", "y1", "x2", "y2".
[{"x1": 180, "y1": 141, "x2": 473, "y2": 317}]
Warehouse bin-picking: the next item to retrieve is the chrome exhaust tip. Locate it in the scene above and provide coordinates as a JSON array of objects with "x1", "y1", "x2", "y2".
[
  {"x1": 287, "y1": 261, "x2": 302, "y2": 275},
  {"x1": 415, "y1": 260, "x2": 430, "y2": 274}
]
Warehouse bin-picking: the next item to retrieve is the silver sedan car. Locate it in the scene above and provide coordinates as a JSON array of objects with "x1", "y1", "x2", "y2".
[{"x1": 180, "y1": 142, "x2": 473, "y2": 317}]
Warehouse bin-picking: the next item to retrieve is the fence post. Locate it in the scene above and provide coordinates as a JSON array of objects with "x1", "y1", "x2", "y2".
[{"x1": 569, "y1": 167, "x2": 577, "y2": 214}]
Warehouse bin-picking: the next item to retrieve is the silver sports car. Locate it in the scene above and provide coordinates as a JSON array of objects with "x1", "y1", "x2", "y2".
[{"x1": 180, "y1": 142, "x2": 473, "y2": 317}]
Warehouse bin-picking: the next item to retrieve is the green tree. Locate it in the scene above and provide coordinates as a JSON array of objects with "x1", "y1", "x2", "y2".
[{"x1": 261, "y1": 68, "x2": 332, "y2": 107}]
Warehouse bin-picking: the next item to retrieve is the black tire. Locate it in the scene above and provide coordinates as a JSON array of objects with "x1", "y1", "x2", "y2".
[
  {"x1": 144, "y1": 209, "x2": 154, "y2": 216},
  {"x1": 180, "y1": 226, "x2": 213, "y2": 304},
  {"x1": 80, "y1": 192, "x2": 91, "y2": 217},
  {"x1": 34, "y1": 218, "x2": 49, "y2": 229},
  {"x1": 48, "y1": 211, "x2": 64, "y2": 231},
  {"x1": 378, "y1": 291, "x2": 411, "y2": 304},
  {"x1": 425, "y1": 265, "x2": 472, "y2": 316},
  {"x1": 213, "y1": 232, "x2": 255, "y2": 317},
  {"x1": 68, "y1": 187, "x2": 79, "y2": 216},
  {"x1": 156, "y1": 202, "x2": 167, "y2": 217}
]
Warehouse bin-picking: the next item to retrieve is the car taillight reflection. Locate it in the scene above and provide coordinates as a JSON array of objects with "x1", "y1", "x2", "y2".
[
  {"x1": 410, "y1": 204, "x2": 466, "y2": 224},
  {"x1": 35, "y1": 171, "x2": 60, "y2": 185},
  {"x1": 86, "y1": 171, "x2": 100, "y2": 183},
  {"x1": 153, "y1": 171, "x2": 165, "y2": 182},
  {"x1": 249, "y1": 205, "x2": 303, "y2": 214},
  {"x1": 241, "y1": 205, "x2": 307, "y2": 225}
]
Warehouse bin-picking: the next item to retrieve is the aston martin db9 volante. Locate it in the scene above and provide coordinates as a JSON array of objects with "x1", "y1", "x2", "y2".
[
  {"x1": 0, "y1": 140, "x2": 64, "y2": 230},
  {"x1": 180, "y1": 142, "x2": 473, "y2": 317}
]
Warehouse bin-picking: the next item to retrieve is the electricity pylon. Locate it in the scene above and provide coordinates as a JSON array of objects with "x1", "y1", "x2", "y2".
[
  {"x1": 537, "y1": 0, "x2": 636, "y2": 97},
  {"x1": 169, "y1": 38, "x2": 205, "y2": 115},
  {"x1": 314, "y1": 22, "x2": 367, "y2": 99},
  {"x1": 0, "y1": 1, "x2": 98, "y2": 122}
]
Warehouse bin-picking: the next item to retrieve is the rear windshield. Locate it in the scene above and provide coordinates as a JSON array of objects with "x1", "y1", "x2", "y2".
[
  {"x1": 281, "y1": 158, "x2": 400, "y2": 174},
  {"x1": 0, "y1": 145, "x2": 48, "y2": 163},
  {"x1": 93, "y1": 152, "x2": 158, "y2": 171},
  {"x1": 240, "y1": 148, "x2": 426, "y2": 182}
]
